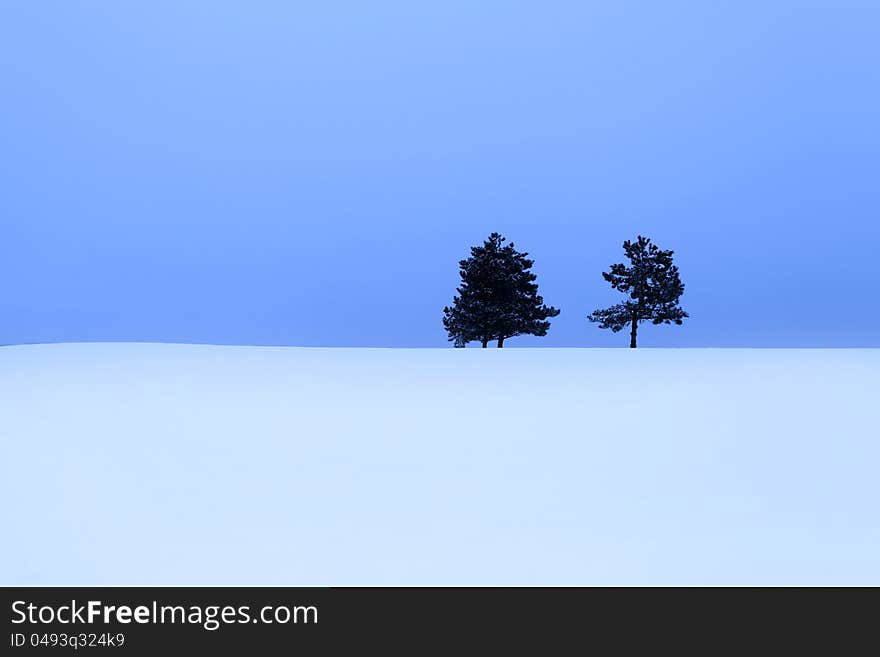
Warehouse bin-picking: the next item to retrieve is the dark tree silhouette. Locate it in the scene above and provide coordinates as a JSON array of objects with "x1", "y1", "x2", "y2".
[
  {"x1": 443, "y1": 232, "x2": 560, "y2": 348},
  {"x1": 588, "y1": 235, "x2": 687, "y2": 348}
]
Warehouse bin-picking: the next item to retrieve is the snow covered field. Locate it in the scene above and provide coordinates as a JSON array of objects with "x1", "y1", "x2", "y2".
[{"x1": 1, "y1": 343, "x2": 878, "y2": 585}]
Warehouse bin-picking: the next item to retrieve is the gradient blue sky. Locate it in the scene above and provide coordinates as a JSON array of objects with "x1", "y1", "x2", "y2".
[{"x1": 1, "y1": 1, "x2": 878, "y2": 347}]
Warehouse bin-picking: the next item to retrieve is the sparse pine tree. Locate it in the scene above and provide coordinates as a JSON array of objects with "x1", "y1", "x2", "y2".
[
  {"x1": 588, "y1": 235, "x2": 687, "y2": 348},
  {"x1": 443, "y1": 232, "x2": 560, "y2": 347}
]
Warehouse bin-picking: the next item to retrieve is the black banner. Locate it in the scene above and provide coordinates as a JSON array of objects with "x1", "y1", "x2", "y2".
[{"x1": 1, "y1": 587, "x2": 874, "y2": 653}]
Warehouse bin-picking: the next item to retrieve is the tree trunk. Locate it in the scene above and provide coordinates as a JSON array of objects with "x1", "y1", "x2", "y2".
[
  {"x1": 497, "y1": 337, "x2": 504, "y2": 348},
  {"x1": 481, "y1": 339, "x2": 488, "y2": 348},
  {"x1": 629, "y1": 316, "x2": 638, "y2": 349}
]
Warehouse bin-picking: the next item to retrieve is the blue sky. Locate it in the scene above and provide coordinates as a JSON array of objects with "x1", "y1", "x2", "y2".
[{"x1": 1, "y1": 1, "x2": 878, "y2": 347}]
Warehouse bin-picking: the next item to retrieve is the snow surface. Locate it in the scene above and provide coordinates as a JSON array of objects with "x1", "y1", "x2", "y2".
[{"x1": 1, "y1": 343, "x2": 878, "y2": 585}]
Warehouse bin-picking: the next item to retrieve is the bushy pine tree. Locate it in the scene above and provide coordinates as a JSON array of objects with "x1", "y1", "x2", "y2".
[
  {"x1": 588, "y1": 235, "x2": 687, "y2": 348},
  {"x1": 443, "y1": 233, "x2": 560, "y2": 347}
]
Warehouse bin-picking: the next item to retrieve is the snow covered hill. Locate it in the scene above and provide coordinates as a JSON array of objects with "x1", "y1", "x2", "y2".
[{"x1": 1, "y1": 343, "x2": 878, "y2": 584}]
